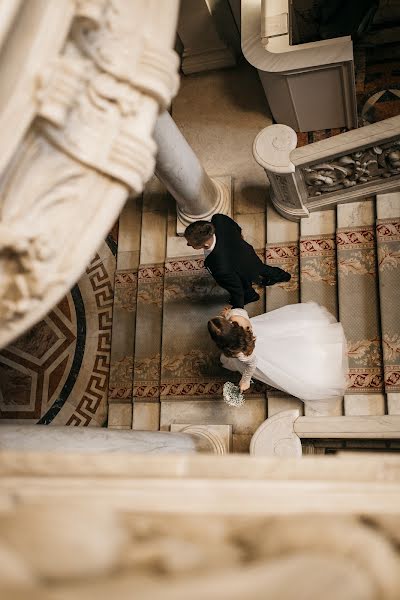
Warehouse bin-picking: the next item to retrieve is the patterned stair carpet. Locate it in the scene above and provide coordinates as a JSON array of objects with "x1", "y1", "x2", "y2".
[{"x1": 376, "y1": 200, "x2": 400, "y2": 406}]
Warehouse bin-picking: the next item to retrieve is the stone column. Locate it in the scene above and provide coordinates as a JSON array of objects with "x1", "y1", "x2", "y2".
[
  {"x1": 153, "y1": 110, "x2": 231, "y2": 234},
  {"x1": 0, "y1": 425, "x2": 230, "y2": 455}
]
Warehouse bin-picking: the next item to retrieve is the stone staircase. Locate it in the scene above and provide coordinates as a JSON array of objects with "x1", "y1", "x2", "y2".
[
  {"x1": 265, "y1": 194, "x2": 400, "y2": 424},
  {"x1": 107, "y1": 183, "x2": 400, "y2": 453}
]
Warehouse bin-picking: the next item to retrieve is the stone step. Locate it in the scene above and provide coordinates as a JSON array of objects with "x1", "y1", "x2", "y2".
[
  {"x1": 157, "y1": 191, "x2": 268, "y2": 453},
  {"x1": 107, "y1": 195, "x2": 142, "y2": 429},
  {"x1": 376, "y1": 192, "x2": 400, "y2": 415},
  {"x1": 300, "y1": 209, "x2": 343, "y2": 417},
  {"x1": 336, "y1": 199, "x2": 385, "y2": 416},
  {"x1": 265, "y1": 203, "x2": 304, "y2": 417},
  {"x1": 131, "y1": 177, "x2": 170, "y2": 432}
]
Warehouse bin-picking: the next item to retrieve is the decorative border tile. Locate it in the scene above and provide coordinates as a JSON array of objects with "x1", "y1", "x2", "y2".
[
  {"x1": 299, "y1": 235, "x2": 336, "y2": 256},
  {"x1": 336, "y1": 226, "x2": 375, "y2": 249},
  {"x1": 376, "y1": 219, "x2": 400, "y2": 242}
]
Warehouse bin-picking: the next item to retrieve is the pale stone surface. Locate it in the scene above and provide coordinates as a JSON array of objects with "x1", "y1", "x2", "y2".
[
  {"x1": 173, "y1": 63, "x2": 271, "y2": 183},
  {"x1": 117, "y1": 197, "x2": 142, "y2": 260},
  {"x1": 0, "y1": 503, "x2": 126, "y2": 581},
  {"x1": 250, "y1": 410, "x2": 302, "y2": 457},
  {"x1": 242, "y1": 0, "x2": 356, "y2": 132},
  {"x1": 177, "y1": 0, "x2": 237, "y2": 74},
  {"x1": 133, "y1": 403, "x2": 160, "y2": 431},
  {"x1": 232, "y1": 434, "x2": 252, "y2": 453},
  {"x1": 2, "y1": 479, "x2": 400, "y2": 599},
  {"x1": 236, "y1": 212, "x2": 266, "y2": 250},
  {"x1": 175, "y1": 175, "x2": 233, "y2": 235},
  {"x1": 266, "y1": 202, "x2": 299, "y2": 243},
  {"x1": 160, "y1": 399, "x2": 267, "y2": 435},
  {"x1": 376, "y1": 192, "x2": 400, "y2": 219},
  {"x1": 117, "y1": 251, "x2": 140, "y2": 271},
  {"x1": 343, "y1": 395, "x2": 385, "y2": 417},
  {"x1": 387, "y1": 393, "x2": 400, "y2": 415},
  {"x1": 376, "y1": 192, "x2": 400, "y2": 416},
  {"x1": 337, "y1": 200, "x2": 375, "y2": 228},
  {"x1": 295, "y1": 415, "x2": 400, "y2": 438},
  {"x1": 253, "y1": 124, "x2": 297, "y2": 173},
  {"x1": 300, "y1": 209, "x2": 336, "y2": 236},
  {"x1": 267, "y1": 395, "x2": 304, "y2": 417},
  {"x1": 0, "y1": 425, "x2": 211, "y2": 454},
  {"x1": 166, "y1": 210, "x2": 204, "y2": 259},
  {"x1": 170, "y1": 424, "x2": 232, "y2": 454},
  {"x1": 304, "y1": 398, "x2": 343, "y2": 418},
  {"x1": 140, "y1": 210, "x2": 168, "y2": 265},
  {"x1": 108, "y1": 403, "x2": 133, "y2": 430}
]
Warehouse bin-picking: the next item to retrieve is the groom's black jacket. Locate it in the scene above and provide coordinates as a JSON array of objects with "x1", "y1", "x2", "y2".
[{"x1": 204, "y1": 214, "x2": 266, "y2": 309}]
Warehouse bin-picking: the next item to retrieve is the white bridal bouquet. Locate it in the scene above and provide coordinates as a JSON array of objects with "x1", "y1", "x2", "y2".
[{"x1": 223, "y1": 381, "x2": 245, "y2": 407}]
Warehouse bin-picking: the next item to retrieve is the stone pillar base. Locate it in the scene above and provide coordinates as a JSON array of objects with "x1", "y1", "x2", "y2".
[
  {"x1": 176, "y1": 176, "x2": 232, "y2": 236},
  {"x1": 181, "y1": 47, "x2": 236, "y2": 75},
  {"x1": 170, "y1": 423, "x2": 232, "y2": 454}
]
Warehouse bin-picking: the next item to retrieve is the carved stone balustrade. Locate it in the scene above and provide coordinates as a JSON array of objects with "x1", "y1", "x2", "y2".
[
  {"x1": 250, "y1": 410, "x2": 400, "y2": 456},
  {"x1": 242, "y1": 0, "x2": 357, "y2": 132},
  {"x1": 253, "y1": 117, "x2": 400, "y2": 221},
  {"x1": 0, "y1": 424, "x2": 231, "y2": 455},
  {"x1": 0, "y1": 0, "x2": 180, "y2": 349},
  {"x1": 2, "y1": 450, "x2": 400, "y2": 599}
]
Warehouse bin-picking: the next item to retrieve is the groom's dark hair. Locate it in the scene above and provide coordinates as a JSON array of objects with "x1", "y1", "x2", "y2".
[{"x1": 184, "y1": 220, "x2": 215, "y2": 246}]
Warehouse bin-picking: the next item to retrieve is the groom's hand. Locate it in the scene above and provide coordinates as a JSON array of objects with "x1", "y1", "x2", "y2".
[{"x1": 220, "y1": 306, "x2": 232, "y2": 318}]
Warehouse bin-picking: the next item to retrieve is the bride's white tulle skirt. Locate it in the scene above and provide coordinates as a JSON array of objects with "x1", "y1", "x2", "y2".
[{"x1": 227, "y1": 302, "x2": 348, "y2": 402}]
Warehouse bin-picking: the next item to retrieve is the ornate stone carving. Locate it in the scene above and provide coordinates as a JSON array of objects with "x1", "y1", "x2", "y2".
[
  {"x1": 2, "y1": 453, "x2": 400, "y2": 598},
  {"x1": 304, "y1": 141, "x2": 400, "y2": 198},
  {"x1": 0, "y1": 132, "x2": 84, "y2": 325},
  {"x1": 254, "y1": 118, "x2": 400, "y2": 219},
  {"x1": 0, "y1": 0, "x2": 180, "y2": 348},
  {"x1": 37, "y1": 1, "x2": 180, "y2": 193}
]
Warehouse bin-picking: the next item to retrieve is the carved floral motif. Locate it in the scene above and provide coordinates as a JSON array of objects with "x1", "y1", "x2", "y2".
[{"x1": 304, "y1": 140, "x2": 400, "y2": 197}]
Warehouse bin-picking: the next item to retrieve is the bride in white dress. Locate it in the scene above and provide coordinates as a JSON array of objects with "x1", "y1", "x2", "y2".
[{"x1": 207, "y1": 302, "x2": 348, "y2": 402}]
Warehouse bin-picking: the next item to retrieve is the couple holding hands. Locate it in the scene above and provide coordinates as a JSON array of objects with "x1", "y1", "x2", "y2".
[{"x1": 184, "y1": 214, "x2": 348, "y2": 402}]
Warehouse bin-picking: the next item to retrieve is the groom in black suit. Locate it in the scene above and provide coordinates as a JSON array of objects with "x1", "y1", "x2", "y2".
[{"x1": 184, "y1": 214, "x2": 291, "y2": 309}]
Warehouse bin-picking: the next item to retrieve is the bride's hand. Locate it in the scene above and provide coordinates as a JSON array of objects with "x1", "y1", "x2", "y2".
[{"x1": 239, "y1": 381, "x2": 250, "y2": 393}]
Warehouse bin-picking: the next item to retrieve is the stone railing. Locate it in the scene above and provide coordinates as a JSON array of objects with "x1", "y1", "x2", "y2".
[
  {"x1": 260, "y1": 0, "x2": 288, "y2": 45},
  {"x1": 253, "y1": 116, "x2": 400, "y2": 221},
  {"x1": 242, "y1": 0, "x2": 357, "y2": 132},
  {"x1": 250, "y1": 410, "x2": 400, "y2": 457},
  {"x1": 0, "y1": 0, "x2": 180, "y2": 350},
  {"x1": 1, "y1": 450, "x2": 400, "y2": 597}
]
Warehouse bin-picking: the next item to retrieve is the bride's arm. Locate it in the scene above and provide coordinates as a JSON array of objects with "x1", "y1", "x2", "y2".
[{"x1": 237, "y1": 353, "x2": 257, "y2": 392}]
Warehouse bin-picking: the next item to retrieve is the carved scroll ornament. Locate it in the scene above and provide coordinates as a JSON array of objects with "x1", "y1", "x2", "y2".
[{"x1": 304, "y1": 141, "x2": 400, "y2": 198}]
